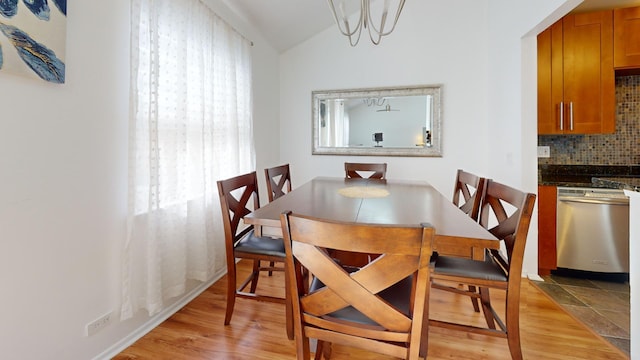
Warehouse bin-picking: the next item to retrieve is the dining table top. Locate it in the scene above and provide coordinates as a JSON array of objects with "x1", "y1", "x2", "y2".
[{"x1": 245, "y1": 177, "x2": 499, "y2": 253}]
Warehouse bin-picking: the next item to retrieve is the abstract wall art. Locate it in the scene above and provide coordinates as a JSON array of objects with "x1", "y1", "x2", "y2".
[{"x1": 0, "y1": 0, "x2": 67, "y2": 83}]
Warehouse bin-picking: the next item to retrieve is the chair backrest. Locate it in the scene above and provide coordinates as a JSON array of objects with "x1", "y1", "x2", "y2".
[
  {"x1": 217, "y1": 172, "x2": 261, "y2": 254},
  {"x1": 280, "y1": 212, "x2": 433, "y2": 359},
  {"x1": 344, "y1": 162, "x2": 387, "y2": 179},
  {"x1": 452, "y1": 169, "x2": 487, "y2": 222},
  {"x1": 264, "y1": 164, "x2": 292, "y2": 202},
  {"x1": 479, "y1": 180, "x2": 536, "y2": 282}
]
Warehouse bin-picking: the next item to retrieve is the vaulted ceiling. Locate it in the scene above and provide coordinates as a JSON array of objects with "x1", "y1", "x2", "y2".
[
  {"x1": 220, "y1": 0, "x2": 337, "y2": 52},
  {"x1": 221, "y1": 0, "x2": 640, "y2": 53}
]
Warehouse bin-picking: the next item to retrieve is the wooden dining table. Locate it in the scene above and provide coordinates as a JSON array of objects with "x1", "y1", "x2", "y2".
[{"x1": 245, "y1": 177, "x2": 499, "y2": 258}]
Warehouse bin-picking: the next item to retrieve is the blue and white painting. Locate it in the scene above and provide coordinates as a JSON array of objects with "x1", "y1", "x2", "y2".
[{"x1": 0, "y1": 0, "x2": 66, "y2": 83}]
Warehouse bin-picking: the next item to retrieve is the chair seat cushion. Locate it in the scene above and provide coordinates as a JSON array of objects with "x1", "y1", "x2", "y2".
[
  {"x1": 309, "y1": 271, "x2": 413, "y2": 326},
  {"x1": 434, "y1": 255, "x2": 507, "y2": 282},
  {"x1": 234, "y1": 229, "x2": 286, "y2": 257}
]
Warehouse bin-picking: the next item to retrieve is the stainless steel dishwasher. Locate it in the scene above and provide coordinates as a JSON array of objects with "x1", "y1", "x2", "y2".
[{"x1": 556, "y1": 187, "x2": 629, "y2": 273}]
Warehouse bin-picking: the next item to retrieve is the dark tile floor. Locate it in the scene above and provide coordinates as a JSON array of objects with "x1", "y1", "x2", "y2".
[{"x1": 533, "y1": 271, "x2": 630, "y2": 356}]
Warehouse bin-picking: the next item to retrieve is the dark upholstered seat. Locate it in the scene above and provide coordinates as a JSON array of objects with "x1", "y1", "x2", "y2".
[
  {"x1": 441, "y1": 169, "x2": 488, "y2": 312},
  {"x1": 217, "y1": 171, "x2": 292, "y2": 339},
  {"x1": 434, "y1": 255, "x2": 507, "y2": 282},
  {"x1": 430, "y1": 179, "x2": 536, "y2": 360},
  {"x1": 308, "y1": 269, "x2": 414, "y2": 327},
  {"x1": 234, "y1": 229, "x2": 286, "y2": 256},
  {"x1": 281, "y1": 212, "x2": 433, "y2": 359}
]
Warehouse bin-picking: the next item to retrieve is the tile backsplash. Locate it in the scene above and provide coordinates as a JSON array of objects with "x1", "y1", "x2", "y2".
[{"x1": 538, "y1": 75, "x2": 640, "y2": 165}]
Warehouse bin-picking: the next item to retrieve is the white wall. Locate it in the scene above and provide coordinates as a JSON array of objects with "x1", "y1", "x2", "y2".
[
  {"x1": 5, "y1": 0, "x2": 633, "y2": 358},
  {"x1": 0, "y1": 1, "x2": 129, "y2": 358},
  {"x1": 0, "y1": 0, "x2": 280, "y2": 359},
  {"x1": 486, "y1": 0, "x2": 574, "y2": 277},
  {"x1": 278, "y1": 0, "x2": 563, "y2": 277},
  {"x1": 279, "y1": 0, "x2": 491, "y2": 195}
]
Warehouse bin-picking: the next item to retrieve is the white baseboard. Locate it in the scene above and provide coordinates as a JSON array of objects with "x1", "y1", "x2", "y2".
[
  {"x1": 93, "y1": 270, "x2": 226, "y2": 360},
  {"x1": 527, "y1": 273, "x2": 544, "y2": 282}
]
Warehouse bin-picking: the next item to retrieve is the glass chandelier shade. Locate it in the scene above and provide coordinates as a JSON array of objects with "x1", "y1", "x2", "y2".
[{"x1": 327, "y1": 0, "x2": 406, "y2": 46}]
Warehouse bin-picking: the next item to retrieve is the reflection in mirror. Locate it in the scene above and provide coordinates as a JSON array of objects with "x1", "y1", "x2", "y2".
[{"x1": 312, "y1": 85, "x2": 442, "y2": 157}]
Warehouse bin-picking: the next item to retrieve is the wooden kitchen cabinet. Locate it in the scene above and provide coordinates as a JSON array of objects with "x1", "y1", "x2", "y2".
[
  {"x1": 614, "y1": 6, "x2": 640, "y2": 70},
  {"x1": 538, "y1": 185, "x2": 557, "y2": 275},
  {"x1": 537, "y1": 10, "x2": 615, "y2": 135}
]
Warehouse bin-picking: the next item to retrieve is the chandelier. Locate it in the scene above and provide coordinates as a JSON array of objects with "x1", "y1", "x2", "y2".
[
  {"x1": 363, "y1": 97, "x2": 387, "y2": 106},
  {"x1": 327, "y1": 0, "x2": 406, "y2": 46}
]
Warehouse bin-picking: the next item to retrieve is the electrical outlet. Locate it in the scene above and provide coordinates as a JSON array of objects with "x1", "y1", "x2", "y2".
[
  {"x1": 537, "y1": 146, "x2": 550, "y2": 158},
  {"x1": 85, "y1": 311, "x2": 112, "y2": 336}
]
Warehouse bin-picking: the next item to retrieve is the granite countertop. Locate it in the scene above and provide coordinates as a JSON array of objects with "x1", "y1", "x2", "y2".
[
  {"x1": 592, "y1": 177, "x2": 640, "y2": 192},
  {"x1": 538, "y1": 174, "x2": 594, "y2": 187},
  {"x1": 539, "y1": 164, "x2": 640, "y2": 192}
]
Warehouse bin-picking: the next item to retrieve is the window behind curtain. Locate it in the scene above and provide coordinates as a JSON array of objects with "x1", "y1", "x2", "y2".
[{"x1": 122, "y1": 0, "x2": 255, "y2": 319}]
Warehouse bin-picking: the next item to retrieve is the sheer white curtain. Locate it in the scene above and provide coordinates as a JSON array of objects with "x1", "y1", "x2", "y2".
[
  {"x1": 321, "y1": 100, "x2": 349, "y2": 147},
  {"x1": 122, "y1": 0, "x2": 255, "y2": 319},
  {"x1": 333, "y1": 101, "x2": 349, "y2": 147}
]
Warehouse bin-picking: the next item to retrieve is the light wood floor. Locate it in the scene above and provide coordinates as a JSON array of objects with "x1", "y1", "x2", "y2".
[{"x1": 114, "y1": 259, "x2": 629, "y2": 359}]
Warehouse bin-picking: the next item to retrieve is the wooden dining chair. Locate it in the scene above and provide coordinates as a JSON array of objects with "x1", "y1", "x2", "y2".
[
  {"x1": 264, "y1": 163, "x2": 293, "y2": 275},
  {"x1": 430, "y1": 179, "x2": 536, "y2": 360},
  {"x1": 217, "y1": 171, "x2": 292, "y2": 339},
  {"x1": 452, "y1": 169, "x2": 486, "y2": 222},
  {"x1": 449, "y1": 169, "x2": 487, "y2": 312},
  {"x1": 344, "y1": 162, "x2": 387, "y2": 179},
  {"x1": 280, "y1": 211, "x2": 434, "y2": 360},
  {"x1": 265, "y1": 163, "x2": 292, "y2": 202}
]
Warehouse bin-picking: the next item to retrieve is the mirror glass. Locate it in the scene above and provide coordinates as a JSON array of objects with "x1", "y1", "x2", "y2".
[{"x1": 312, "y1": 85, "x2": 442, "y2": 157}]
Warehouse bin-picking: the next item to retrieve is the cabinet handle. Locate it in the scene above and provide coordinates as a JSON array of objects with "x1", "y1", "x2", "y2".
[
  {"x1": 569, "y1": 102, "x2": 574, "y2": 131},
  {"x1": 559, "y1": 101, "x2": 564, "y2": 131}
]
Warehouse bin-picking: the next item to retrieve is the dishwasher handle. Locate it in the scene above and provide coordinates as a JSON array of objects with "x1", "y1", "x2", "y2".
[{"x1": 558, "y1": 196, "x2": 629, "y2": 205}]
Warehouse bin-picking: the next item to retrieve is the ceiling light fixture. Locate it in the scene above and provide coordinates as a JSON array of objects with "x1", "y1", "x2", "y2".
[
  {"x1": 363, "y1": 97, "x2": 387, "y2": 107},
  {"x1": 327, "y1": 0, "x2": 406, "y2": 47}
]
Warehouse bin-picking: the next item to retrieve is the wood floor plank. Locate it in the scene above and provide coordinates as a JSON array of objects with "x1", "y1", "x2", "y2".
[{"x1": 114, "y1": 260, "x2": 628, "y2": 359}]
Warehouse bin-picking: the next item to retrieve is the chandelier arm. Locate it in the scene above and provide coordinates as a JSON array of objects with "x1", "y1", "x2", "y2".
[
  {"x1": 367, "y1": 0, "x2": 405, "y2": 37},
  {"x1": 348, "y1": 28, "x2": 363, "y2": 46},
  {"x1": 327, "y1": 0, "x2": 364, "y2": 37},
  {"x1": 368, "y1": 9, "x2": 386, "y2": 45},
  {"x1": 363, "y1": 97, "x2": 387, "y2": 106},
  {"x1": 328, "y1": 0, "x2": 404, "y2": 46}
]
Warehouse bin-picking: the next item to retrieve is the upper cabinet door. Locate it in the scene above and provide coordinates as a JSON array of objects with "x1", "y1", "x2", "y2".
[
  {"x1": 537, "y1": 21, "x2": 563, "y2": 135},
  {"x1": 563, "y1": 11, "x2": 615, "y2": 134},
  {"x1": 538, "y1": 10, "x2": 615, "y2": 135},
  {"x1": 614, "y1": 6, "x2": 640, "y2": 70}
]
